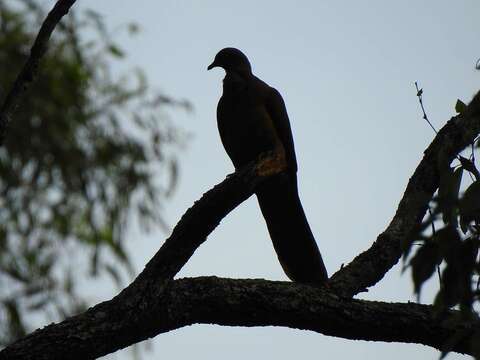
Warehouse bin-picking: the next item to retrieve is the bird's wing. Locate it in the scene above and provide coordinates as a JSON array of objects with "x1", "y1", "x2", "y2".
[{"x1": 265, "y1": 87, "x2": 298, "y2": 174}]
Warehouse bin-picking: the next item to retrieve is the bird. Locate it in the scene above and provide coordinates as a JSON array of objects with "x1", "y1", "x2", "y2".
[{"x1": 208, "y1": 47, "x2": 328, "y2": 285}]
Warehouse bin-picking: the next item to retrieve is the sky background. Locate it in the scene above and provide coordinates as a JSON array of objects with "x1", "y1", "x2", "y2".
[{"x1": 69, "y1": 1, "x2": 480, "y2": 359}]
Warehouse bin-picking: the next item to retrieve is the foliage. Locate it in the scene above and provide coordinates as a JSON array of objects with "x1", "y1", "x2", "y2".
[
  {"x1": 403, "y1": 101, "x2": 480, "y2": 358},
  {"x1": 0, "y1": 0, "x2": 187, "y2": 345}
]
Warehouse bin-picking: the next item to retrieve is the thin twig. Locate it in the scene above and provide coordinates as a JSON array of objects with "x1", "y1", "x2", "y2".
[
  {"x1": 414, "y1": 82, "x2": 438, "y2": 134},
  {"x1": 415, "y1": 83, "x2": 474, "y2": 179}
]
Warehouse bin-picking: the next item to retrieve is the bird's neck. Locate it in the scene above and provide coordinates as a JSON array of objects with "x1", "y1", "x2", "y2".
[{"x1": 223, "y1": 71, "x2": 252, "y2": 94}]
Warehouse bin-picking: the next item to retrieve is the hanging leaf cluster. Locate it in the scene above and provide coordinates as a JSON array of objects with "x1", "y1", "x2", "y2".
[
  {"x1": 0, "y1": 0, "x2": 188, "y2": 344},
  {"x1": 404, "y1": 152, "x2": 480, "y2": 309}
]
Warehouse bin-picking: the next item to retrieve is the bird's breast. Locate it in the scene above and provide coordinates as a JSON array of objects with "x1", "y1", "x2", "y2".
[{"x1": 217, "y1": 92, "x2": 280, "y2": 169}]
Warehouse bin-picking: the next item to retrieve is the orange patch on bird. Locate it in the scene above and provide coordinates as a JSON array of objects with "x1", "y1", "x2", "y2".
[{"x1": 255, "y1": 150, "x2": 288, "y2": 177}]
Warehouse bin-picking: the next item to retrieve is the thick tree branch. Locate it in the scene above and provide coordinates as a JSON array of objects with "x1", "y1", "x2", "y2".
[
  {"x1": 1, "y1": 277, "x2": 477, "y2": 359},
  {"x1": 0, "y1": 0, "x2": 77, "y2": 145},
  {"x1": 330, "y1": 91, "x2": 480, "y2": 297},
  {"x1": 167, "y1": 277, "x2": 476, "y2": 355}
]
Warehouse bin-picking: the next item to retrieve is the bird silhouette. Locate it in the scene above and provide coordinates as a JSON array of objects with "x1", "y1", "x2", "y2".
[{"x1": 208, "y1": 48, "x2": 328, "y2": 285}]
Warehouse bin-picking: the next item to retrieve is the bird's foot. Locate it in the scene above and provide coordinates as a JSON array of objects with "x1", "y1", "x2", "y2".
[{"x1": 255, "y1": 150, "x2": 287, "y2": 177}]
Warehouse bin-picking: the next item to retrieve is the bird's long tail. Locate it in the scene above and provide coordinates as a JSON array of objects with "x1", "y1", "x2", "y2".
[{"x1": 256, "y1": 174, "x2": 328, "y2": 284}]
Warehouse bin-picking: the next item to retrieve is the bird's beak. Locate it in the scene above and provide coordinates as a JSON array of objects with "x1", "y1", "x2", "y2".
[{"x1": 207, "y1": 61, "x2": 218, "y2": 71}]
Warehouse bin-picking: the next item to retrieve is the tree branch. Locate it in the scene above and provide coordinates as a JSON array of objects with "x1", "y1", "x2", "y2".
[
  {"x1": 330, "y1": 91, "x2": 480, "y2": 297},
  {"x1": 1, "y1": 277, "x2": 477, "y2": 359},
  {"x1": 166, "y1": 277, "x2": 476, "y2": 355},
  {"x1": 0, "y1": 0, "x2": 77, "y2": 145}
]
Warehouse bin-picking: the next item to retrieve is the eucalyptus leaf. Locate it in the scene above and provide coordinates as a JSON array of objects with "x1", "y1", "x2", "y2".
[
  {"x1": 459, "y1": 181, "x2": 480, "y2": 232},
  {"x1": 409, "y1": 242, "x2": 441, "y2": 297}
]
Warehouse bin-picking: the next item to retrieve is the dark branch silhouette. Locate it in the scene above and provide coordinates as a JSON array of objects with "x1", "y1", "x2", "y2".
[{"x1": 0, "y1": 0, "x2": 77, "y2": 145}]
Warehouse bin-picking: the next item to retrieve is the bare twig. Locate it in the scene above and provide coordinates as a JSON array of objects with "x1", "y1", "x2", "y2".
[
  {"x1": 0, "y1": 0, "x2": 77, "y2": 145},
  {"x1": 414, "y1": 82, "x2": 438, "y2": 134}
]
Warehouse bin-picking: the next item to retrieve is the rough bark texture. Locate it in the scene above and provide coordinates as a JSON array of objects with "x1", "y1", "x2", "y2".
[
  {"x1": 167, "y1": 278, "x2": 476, "y2": 355},
  {"x1": 1, "y1": 277, "x2": 477, "y2": 360},
  {"x1": 0, "y1": 0, "x2": 77, "y2": 145}
]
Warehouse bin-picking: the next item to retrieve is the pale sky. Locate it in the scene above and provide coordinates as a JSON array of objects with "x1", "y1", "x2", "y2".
[{"x1": 73, "y1": 1, "x2": 479, "y2": 359}]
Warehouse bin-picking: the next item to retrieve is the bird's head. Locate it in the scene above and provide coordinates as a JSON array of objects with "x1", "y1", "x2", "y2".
[{"x1": 207, "y1": 48, "x2": 252, "y2": 77}]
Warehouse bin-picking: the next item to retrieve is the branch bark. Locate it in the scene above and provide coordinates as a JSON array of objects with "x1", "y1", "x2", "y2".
[
  {"x1": 1, "y1": 277, "x2": 477, "y2": 360},
  {"x1": 165, "y1": 277, "x2": 477, "y2": 355},
  {"x1": 0, "y1": 0, "x2": 77, "y2": 145}
]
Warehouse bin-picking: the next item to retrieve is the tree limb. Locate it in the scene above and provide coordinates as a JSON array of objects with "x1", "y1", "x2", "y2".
[
  {"x1": 1, "y1": 277, "x2": 477, "y2": 359},
  {"x1": 0, "y1": 0, "x2": 77, "y2": 145},
  {"x1": 166, "y1": 277, "x2": 477, "y2": 356}
]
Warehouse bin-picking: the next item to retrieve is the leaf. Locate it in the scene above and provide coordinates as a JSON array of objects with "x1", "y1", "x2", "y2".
[
  {"x1": 458, "y1": 237, "x2": 479, "y2": 285},
  {"x1": 435, "y1": 237, "x2": 476, "y2": 309},
  {"x1": 107, "y1": 44, "x2": 125, "y2": 58},
  {"x1": 84, "y1": 9, "x2": 107, "y2": 37},
  {"x1": 459, "y1": 156, "x2": 480, "y2": 180},
  {"x1": 27, "y1": 296, "x2": 51, "y2": 311},
  {"x1": 470, "y1": 329, "x2": 480, "y2": 359},
  {"x1": 409, "y1": 242, "x2": 441, "y2": 297},
  {"x1": 438, "y1": 166, "x2": 463, "y2": 226},
  {"x1": 435, "y1": 226, "x2": 461, "y2": 261},
  {"x1": 434, "y1": 275, "x2": 459, "y2": 310},
  {"x1": 402, "y1": 211, "x2": 437, "y2": 259},
  {"x1": 127, "y1": 23, "x2": 140, "y2": 35},
  {"x1": 459, "y1": 181, "x2": 480, "y2": 232},
  {"x1": 4, "y1": 300, "x2": 26, "y2": 338},
  {"x1": 455, "y1": 99, "x2": 467, "y2": 114}
]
